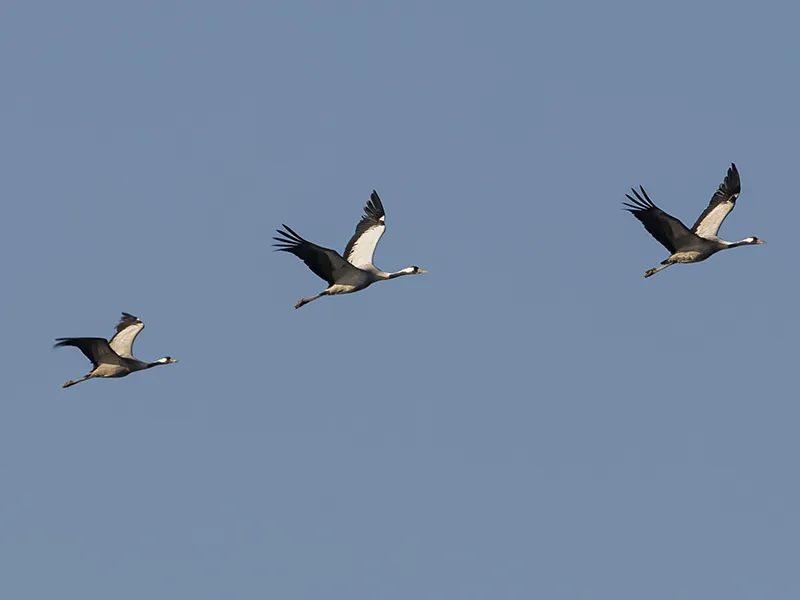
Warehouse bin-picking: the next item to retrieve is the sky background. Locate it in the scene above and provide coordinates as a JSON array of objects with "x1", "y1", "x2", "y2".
[{"x1": 1, "y1": 1, "x2": 798, "y2": 598}]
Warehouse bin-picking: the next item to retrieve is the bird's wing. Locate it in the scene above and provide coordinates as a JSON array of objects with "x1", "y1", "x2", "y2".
[
  {"x1": 623, "y1": 186, "x2": 694, "y2": 254},
  {"x1": 109, "y1": 312, "x2": 144, "y2": 358},
  {"x1": 54, "y1": 337, "x2": 123, "y2": 367},
  {"x1": 343, "y1": 190, "x2": 387, "y2": 269},
  {"x1": 274, "y1": 224, "x2": 361, "y2": 285},
  {"x1": 691, "y1": 163, "x2": 741, "y2": 239}
]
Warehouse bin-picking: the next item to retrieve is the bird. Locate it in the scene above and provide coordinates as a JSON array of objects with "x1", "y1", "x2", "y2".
[
  {"x1": 624, "y1": 163, "x2": 765, "y2": 278},
  {"x1": 274, "y1": 190, "x2": 427, "y2": 309},
  {"x1": 54, "y1": 312, "x2": 178, "y2": 388}
]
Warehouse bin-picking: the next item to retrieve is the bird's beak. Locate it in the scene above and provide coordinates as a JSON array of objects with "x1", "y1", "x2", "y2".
[
  {"x1": 756, "y1": 239, "x2": 766, "y2": 244},
  {"x1": 418, "y1": 269, "x2": 428, "y2": 274},
  {"x1": 171, "y1": 358, "x2": 179, "y2": 363}
]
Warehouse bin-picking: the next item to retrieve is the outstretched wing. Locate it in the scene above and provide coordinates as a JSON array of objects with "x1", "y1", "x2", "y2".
[
  {"x1": 692, "y1": 163, "x2": 741, "y2": 239},
  {"x1": 623, "y1": 186, "x2": 694, "y2": 254},
  {"x1": 54, "y1": 337, "x2": 123, "y2": 367},
  {"x1": 109, "y1": 312, "x2": 144, "y2": 358},
  {"x1": 274, "y1": 224, "x2": 361, "y2": 285},
  {"x1": 343, "y1": 190, "x2": 386, "y2": 269}
]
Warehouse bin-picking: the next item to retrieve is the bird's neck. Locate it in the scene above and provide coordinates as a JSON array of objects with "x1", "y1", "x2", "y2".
[
  {"x1": 384, "y1": 268, "x2": 414, "y2": 279},
  {"x1": 722, "y1": 238, "x2": 754, "y2": 248}
]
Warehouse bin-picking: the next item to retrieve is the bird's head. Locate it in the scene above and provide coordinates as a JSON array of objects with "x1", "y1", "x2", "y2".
[
  {"x1": 407, "y1": 265, "x2": 428, "y2": 275},
  {"x1": 745, "y1": 236, "x2": 766, "y2": 245},
  {"x1": 156, "y1": 356, "x2": 179, "y2": 364}
]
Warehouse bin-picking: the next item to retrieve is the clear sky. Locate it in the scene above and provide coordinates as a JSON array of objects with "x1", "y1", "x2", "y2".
[{"x1": 1, "y1": 1, "x2": 798, "y2": 598}]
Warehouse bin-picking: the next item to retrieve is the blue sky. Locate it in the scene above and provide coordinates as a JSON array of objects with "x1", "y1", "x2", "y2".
[{"x1": 2, "y1": 1, "x2": 799, "y2": 598}]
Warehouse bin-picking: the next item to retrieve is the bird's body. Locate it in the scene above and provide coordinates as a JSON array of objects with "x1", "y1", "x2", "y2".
[
  {"x1": 55, "y1": 312, "x2": 178, "y2": 388},
  {"x1": 624, "y1": 163, "x2": 765, "y2": 278},
  {"x1": 275, "y1": 190, "x2": 427, "y2": 308}
]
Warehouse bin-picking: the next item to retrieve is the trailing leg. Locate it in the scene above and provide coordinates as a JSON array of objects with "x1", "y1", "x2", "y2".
[
  {"x1": 294, "y1": 291, "x2": 328, "y2": 309},
  {"x1": 644, "y1": 261, "x2": 673, "y2": 278},
  {"x1": 63, "y1": 374, "x2": 93, "y2": 389}
]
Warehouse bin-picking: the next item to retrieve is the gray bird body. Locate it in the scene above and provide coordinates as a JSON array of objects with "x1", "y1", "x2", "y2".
[
  {"x1": 274, "y1": 190, "x2": 427, "y2": 308},
  {"x1": 55, "y1": 313, "x2": 177, "y2": 389},
  {"x1": 624, "y1": 163, "x2": 765, "y2": 278}
]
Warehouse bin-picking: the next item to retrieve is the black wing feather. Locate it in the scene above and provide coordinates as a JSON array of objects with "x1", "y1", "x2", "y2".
[
  {"x1": 623, "y1": 186, "x2": 694, "y2": 254},
  {"x1": 343, "y1": 190, "x2": 385, "y2": 259},
  {"x1": 115, "y1": 312, "x2": 140, "y2": 334},
  {"x1": 54, "y1": 337, "x2": 121, "y2": 367},
  {"x1": 273, "y1": 225, "x2": 345, "y2": 286},
  {"x1": 691, "y1": 163, "x2": 741, "y2": 233}
]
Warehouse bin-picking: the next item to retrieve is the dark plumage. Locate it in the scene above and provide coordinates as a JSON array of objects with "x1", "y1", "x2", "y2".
[
  {"x1": 624, "y1": 186, "x2": 692, "y2": 254},
  {"x1": 54, "y1": 337, "x2": 123, "y2": 368},
  {"x1": 115, "y1": 312, "x2": 141, "y2": 335},
  {"x1": 273, "y1": 225, "x2": 341, "y2": 286}
]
